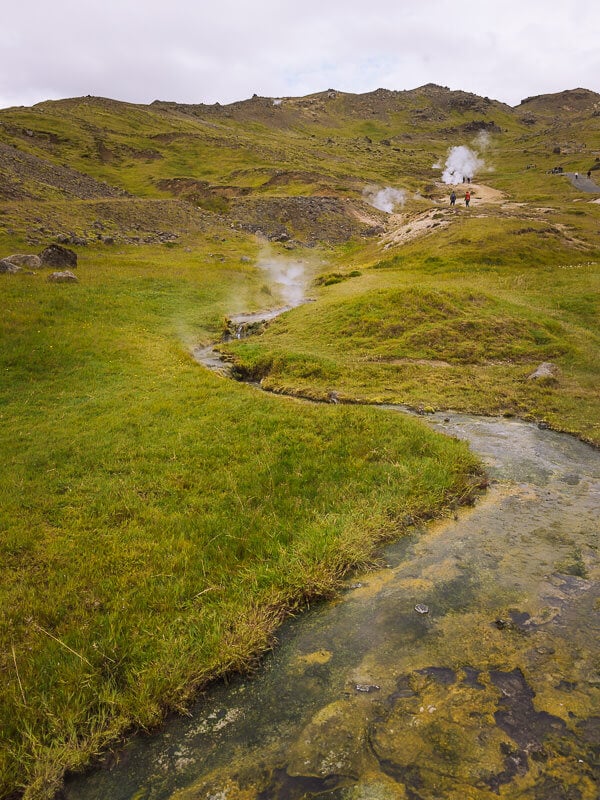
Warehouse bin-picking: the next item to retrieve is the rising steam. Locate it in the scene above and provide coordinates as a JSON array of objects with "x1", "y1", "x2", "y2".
[
  {"x1": 363, "y1": 186, "x2": 406, "y2": 213},
  {"x1": 441, "y1": 146, "x2": 484, "y2": 184},
  {"x1": 257, "y1": 246, "x2": 307, "y2": 307}
]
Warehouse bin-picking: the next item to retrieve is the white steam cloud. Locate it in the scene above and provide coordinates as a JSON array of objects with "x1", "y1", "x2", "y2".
[
  {"x1": 258, "y1": 249, "x2": 307, "y2": 307},
  {"x1": 363, "y1": 186, "x2": 406, "y2": 213},
  {"x1": 474, "y1": 130, "x2": 491, "y2": 151},
  {"x1": 441, "y1": 145, "x2": 484, "y2": 185}
]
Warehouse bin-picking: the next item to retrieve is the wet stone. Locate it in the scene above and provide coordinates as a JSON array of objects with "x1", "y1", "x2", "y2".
[
  {"x1": 490, "y1": 668, "x2": 567, "y2": 750},
  {"x1": 461, "y1": 666, "x2": 485, "y2": 689},
  {"x1": 417, "y1": 666, "x2": 457, "y2": 685}
]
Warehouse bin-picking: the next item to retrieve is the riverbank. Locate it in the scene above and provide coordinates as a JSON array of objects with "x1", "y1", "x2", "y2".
[
  {"x1": 63, "y1": 411, "x2": 600, "y2": 800},
  {"x1": 0, "y1": 244, "x2": 482, "y2": 799}
]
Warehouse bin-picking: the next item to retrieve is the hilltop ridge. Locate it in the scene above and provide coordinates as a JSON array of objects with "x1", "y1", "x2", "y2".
[{"x1": 1, "y1": 83, "x2": 598, "y2": 249}]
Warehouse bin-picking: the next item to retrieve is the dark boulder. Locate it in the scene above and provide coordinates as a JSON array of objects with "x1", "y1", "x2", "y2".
[
  {"x1": 0, "y1": 259, "x2": 22, "y2": 273},
  {"x1": 39, "y1": 244, "x2": 77, "y2": 268}
]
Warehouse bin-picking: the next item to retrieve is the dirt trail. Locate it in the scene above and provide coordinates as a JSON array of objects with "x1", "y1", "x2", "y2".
[{"x1": 382, "y1": 182, "x2": 507, "y2": 248}]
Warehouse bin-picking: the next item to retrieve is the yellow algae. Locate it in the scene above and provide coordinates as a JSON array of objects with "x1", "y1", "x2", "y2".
[{"x1": 293, "y1": 649, "x2": 333, "y2": 667}]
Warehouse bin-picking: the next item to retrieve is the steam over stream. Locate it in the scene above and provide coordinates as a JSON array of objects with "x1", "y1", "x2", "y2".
[{"x1": 257, "y1": 248, "x2": 307, "y2": 308}]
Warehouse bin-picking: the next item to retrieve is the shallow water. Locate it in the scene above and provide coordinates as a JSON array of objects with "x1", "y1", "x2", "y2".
[{"x1": 63, "y1": 409, "x2": 600, "y2": 800}]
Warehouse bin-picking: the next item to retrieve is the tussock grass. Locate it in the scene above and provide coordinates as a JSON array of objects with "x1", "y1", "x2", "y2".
[
  {"x1": 225, "y1": 217, "x2": 600, "y2": 443},
  {"x1": 0, "y1": 243, "x2": 481, "y2": 798}
]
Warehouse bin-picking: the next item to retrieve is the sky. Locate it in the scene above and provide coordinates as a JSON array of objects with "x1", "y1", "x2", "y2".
[{"x1": 1, "y1": 0, "x2": 599, "y2": 111}]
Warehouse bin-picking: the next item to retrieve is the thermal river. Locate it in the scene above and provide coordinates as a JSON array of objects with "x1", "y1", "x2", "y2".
[{"x1": 63, "y1": 311, "x2": 600, "y2": 800}]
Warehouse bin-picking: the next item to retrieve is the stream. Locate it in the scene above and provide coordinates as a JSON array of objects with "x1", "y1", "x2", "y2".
[{"x1": 63, "y1": 309, "x2": 600, "y2": 800}]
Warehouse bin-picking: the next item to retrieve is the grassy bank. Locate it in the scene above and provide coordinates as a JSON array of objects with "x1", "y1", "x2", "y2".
[
  {"x1": 224, "y1": 215, "x2": 600, "y2": 444},
  {"x1": 0, "y1": 241, "x2": 482, "y2": 798}
]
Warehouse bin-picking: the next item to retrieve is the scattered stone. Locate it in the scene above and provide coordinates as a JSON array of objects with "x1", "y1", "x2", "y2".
[
  {"x1": 414, "y1": 604, "x2": 429, "y2": 614},
  {"x1": 39, "y1": 244, "x2": 77, "y2": 269},
  {"x1": 527, "y1": 362, "x2": 559, "y2": 381},
  {"x1": 0, "y1": 259, "x2": 22, "y2": 273},
  {"x1": 355, "y1": 684, "x2": 380, "y2": 693},
  {"x1": 3, "y1": 253, "x2": 41, "y2": 269},
  {"x1": 47, "y1": 270, "x2": 78, "y2": 283},
  {"x1": 328, "y1": 391, "x2": 339, "y2": 404}
]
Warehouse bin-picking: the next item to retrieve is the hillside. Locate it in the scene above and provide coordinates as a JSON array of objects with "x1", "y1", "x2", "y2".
[
  {"x1": 0, "y1": 85, "x2": 598, "y2": 247},
  {"x1": 0, "y1": 85, "x2": 599, "y2": 800}
]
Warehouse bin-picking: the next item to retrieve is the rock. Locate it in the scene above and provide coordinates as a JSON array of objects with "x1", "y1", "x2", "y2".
[
  {"x1": 414, "y1": 604, "x2": 429, "y2": 614},
  {"x1": 527, "y1": 362, "x2": 559, "y2": 381},
  {"x1": 47, "y1": 270, "x2": 78, "y2": 283},
  {"x1": 2, "y1": 253, "x2": 41, "y2": 269},
  {"x1": 101, "y1": 236, "x2": 115, "y2": 245},
  {"x1": 39, "y1": 244, "x2": 77, "y2": 268},
  {"x1": 0, "y1": 259, "x2": 22, "y2": 273},
  {"x1": 355, "y1": 684, "x2": 380, "y2": 693}
]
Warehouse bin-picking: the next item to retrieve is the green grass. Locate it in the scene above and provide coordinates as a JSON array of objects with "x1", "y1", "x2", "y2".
[
  {"x1": 0, "y1": 242, "x2": 481, "y2": 798},
  {"x1": 1, "y1": 88, "x2": 599, "y2": 798},
  {"x1": 224, "y1": 217, "x2": 600, "y2": 443}
]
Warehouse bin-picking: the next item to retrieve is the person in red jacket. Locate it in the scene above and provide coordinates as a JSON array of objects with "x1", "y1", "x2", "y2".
[{"x1": 465, "y1": 190, "x2": 471, "y2": 207}]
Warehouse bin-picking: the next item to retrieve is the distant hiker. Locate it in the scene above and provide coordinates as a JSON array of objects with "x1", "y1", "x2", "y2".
[
  {"x1": 575, "y1": 172, "x2": 579, "y2": 180},
  {"x1": 587, "y1": 170, "x2": 592, "y2": 179},
  {"x1": 450, "y1": 190, "x2": 456, "y2": 206},
  {"x1": 465, "y1": 190, "x2": 471, "y2": 207}
]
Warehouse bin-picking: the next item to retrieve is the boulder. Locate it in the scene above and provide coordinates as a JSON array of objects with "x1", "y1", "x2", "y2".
[
  {"x1": 527, "y1": 362, "x2": 559, "y2": 381},
  {"x1": 0, "y1": 259, "x2": 22, "y2": 274},
  {"x1": 3, "y1": 253, "x2": 42, "y2": 269},
  {"x1": 39, "y1": 244, "x2": 77, "y2": 269},
  {"x1": 47, "y1": 270, "x2": 78, "y2": 283}
]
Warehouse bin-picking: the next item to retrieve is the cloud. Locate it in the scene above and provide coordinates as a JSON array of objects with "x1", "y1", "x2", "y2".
[{"x1": 1, "y1": 1, "x2": 599, "y2": 110}]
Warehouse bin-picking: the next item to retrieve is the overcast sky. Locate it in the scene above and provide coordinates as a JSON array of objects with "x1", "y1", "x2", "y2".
[{"x1": 1, "y1": 0, "x2": 598, "y2": 111}]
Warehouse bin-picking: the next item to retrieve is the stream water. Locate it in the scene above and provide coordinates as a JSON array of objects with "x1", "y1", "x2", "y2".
[{"x1": 63, "y1": 307, "x2": 600, "y2": 800}]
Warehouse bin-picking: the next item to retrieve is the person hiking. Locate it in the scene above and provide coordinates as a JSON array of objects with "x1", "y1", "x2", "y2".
[
  {"x1": 587, "y1": 170, "x2": 592, "y2": 179},
  {"x1": 450, "y1": 190, "x2": 456, "y2": 206},
  {"x1": 465, "y1": 190, "x2": 471, "y2": 207}
]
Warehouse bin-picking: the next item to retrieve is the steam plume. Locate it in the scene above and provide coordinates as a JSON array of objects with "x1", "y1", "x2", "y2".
[
  {"x1": 363, "y1": 186, "x2": 406, "y2": 213},
  {"x1": 441, "y1": 145, "x2": 484, "y2": 184},
  {"x1": 257, "y1": 246, "x2": 307, "y2": 307}
]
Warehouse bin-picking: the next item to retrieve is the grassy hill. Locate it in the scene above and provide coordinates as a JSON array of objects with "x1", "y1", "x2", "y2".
[{"x1": 0, "y1": 85, "x2": 599, "y2": 799}]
